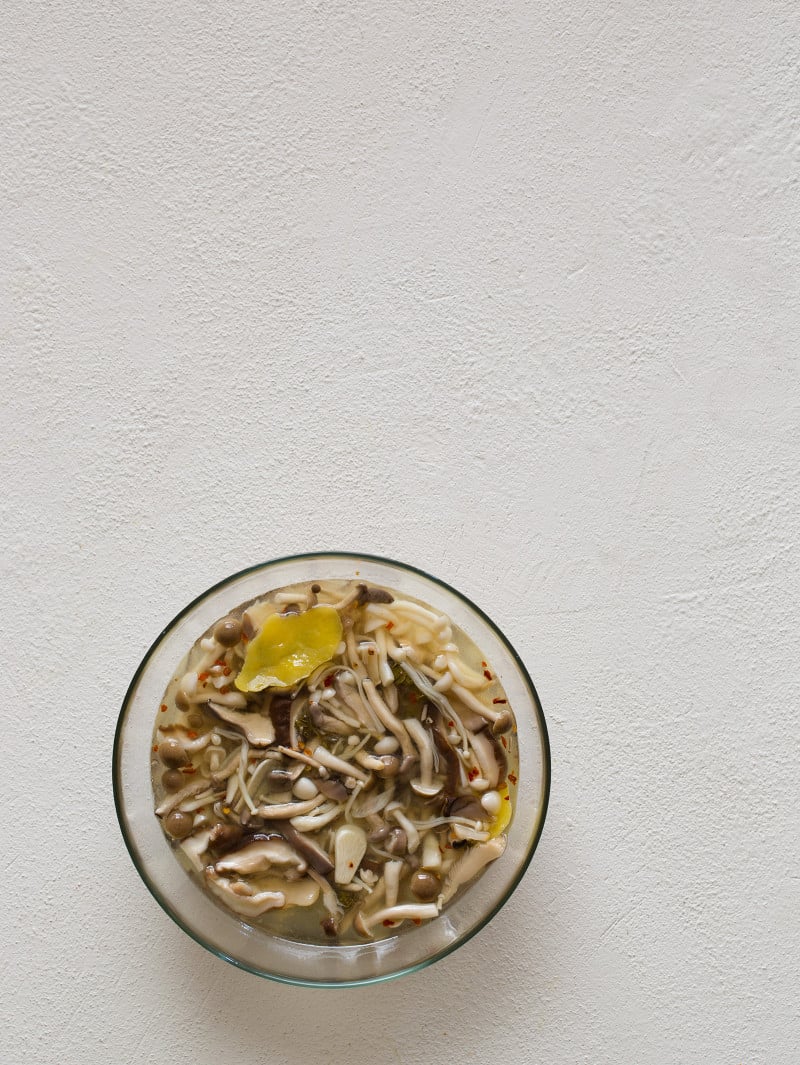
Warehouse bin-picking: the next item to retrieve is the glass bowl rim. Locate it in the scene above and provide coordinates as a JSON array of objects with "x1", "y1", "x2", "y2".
[{"x1": 113, "y1": 550, "x2": 551, "y2": 987}]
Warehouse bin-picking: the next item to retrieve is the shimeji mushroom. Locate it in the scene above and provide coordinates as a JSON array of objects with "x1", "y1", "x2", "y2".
[
  {"x1": 449, "y1": 682, "x2": 513, "y2": 735},
  {"x1": 310, "y1": 745, "x2": 369, "y2": 783},
  {"x1": 404, "y1": 718, "x2": 442, "y2": 797},
  {"x1": 354, "y1": 903, "x2": 439, "y2": 938},
  {"x1": 253, "y1": 794, "x2": 324, "y2": 819},
  {"x1": 361, "y1": 680, "x2": 416, "y2": 764},
  {"x1": 206, "y1": 701, "x2": 276, "y2": 747}
]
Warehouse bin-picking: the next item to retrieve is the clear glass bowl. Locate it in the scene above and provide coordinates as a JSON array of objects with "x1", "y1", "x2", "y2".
[{"x1": 113, "y1": 553, "x2": 550, "y2": 987}]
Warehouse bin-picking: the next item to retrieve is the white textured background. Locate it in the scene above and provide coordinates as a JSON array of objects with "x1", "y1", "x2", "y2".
[{"x1": 2, "y1": 2, "x2": 798, "y2": 1063}]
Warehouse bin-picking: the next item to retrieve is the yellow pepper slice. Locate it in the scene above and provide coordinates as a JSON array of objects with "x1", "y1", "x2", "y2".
[
  {"x1": 490, "y1": 782, "x2": 513, "y2": 838},
  {"x1": 235, "y1": 605, "x2": 343, "y2": 692}
]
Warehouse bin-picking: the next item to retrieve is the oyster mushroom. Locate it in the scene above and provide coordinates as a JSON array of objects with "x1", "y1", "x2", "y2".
[
  {"x1": 204, "y1": 868, "x2": 286, "y2": 917},
  {"x1": 214, "y1": 836, "x2": 307, "y2": 876},
  {"x1": 206, "y1": 701, "x2": 275, "y2": 747},
  {"x1": 450, "y1": 682, "x2": 513, "y2": 734}
]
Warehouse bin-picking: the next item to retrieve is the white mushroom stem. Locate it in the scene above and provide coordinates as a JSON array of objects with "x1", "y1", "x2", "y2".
[
  {"x1": 390, "y1": 808, "x2": 421, "y2": 853},
  {"x1": 237, "y1": 739, "x2": 257, "y2": 813},
  {"x1": 375, "y1": 626, "x2": 395, "y2": 687},
  {"x1": 438, "y1": 835, "x2": 507, "y2": 907},
  {"x1": 307, "y1": 868, "x2": 342, "y2": 916},
  {"x1": 198, "y1": 689, "x2": 248, "y2": 708},
  {"x1": 276, "y1": 745, "x2": 321, "y2": 769},
  {"x1": 361, "y1": 680, "x2": 414, "y2": 761},
  {"x1": 468, "y1": 729, "x2": 500, "y2": 790},
  {"x1": 254, "y1": 795, "x2": 325, "y2": 819},
  {"x1": 291, "y1": 802, "x2": 346, "y2": 832},
  {"x1": 210, "y1": 749, "x2": 240, "y2": 785},
  {"x1": 383, "y1": 859, "x2": 403, "y2": 908},
  {"x1": 404, "y1": 718, "x2": 442, "y2": 797},
  {"x1": 421, "y1": 831, "x2": 442, "y2": 871},
  {"x1": 334, "y1": 676, "x2": 381, "y2": 732},
  {"x1": 444, "y1": 649, "x2": 491, "y2": 691},
  {"x1": 155, "y1": 779, "x2": 209, "y2": 817},
  {"x1": 449, "y1": 682, "x2": 512, "y2": 733},
  {"x1": 179, "y1": 790, "x2": 223, "y2": 813},
  {"x1": 356, "y1": 903, "x2": 439, "y2": 937},
  {"x1": 312, "y1": 745, "x2": 369, "y2": 783},
  {"x1": 396, "y1": 661, "x2": 470, "y2": 754},
  {"x1": 451, "y1": 824, "x2": 490, "y2": 842}
]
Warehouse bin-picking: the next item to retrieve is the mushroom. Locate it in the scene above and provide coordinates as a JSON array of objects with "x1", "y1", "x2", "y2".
[
  {"x1": 204, "y1": 868, "x2": 286, "y2": 917},
  {"x1": 213, "y1": 616, "x2": 242, "y2": 647},
  {"x1": 164, "y1": 810, "x2": 194, "y2": 839},
  {"x1": 333, "y1": 824, "x2": 368, "y2": 885},
  {"x1": 155, "y1": 778, "x2": 209, "y2": 818},
  {"x1": 450, "y1": 682, "x2": 513, "y2": 734},
  {"x1": 410, "y1": 870, "x2": 441, "y2": 901},
  {"x1": 308, "y1": 698, "x2": 352, "y2": 737},
  {"x1": 354, "y1": 903, "x2": 439, "y2": 938},
  {"x1": 361, "y1": 680, "x2": 415, "y2": 762},
  {"x1": 315, "y1": 776, "x2": 350, "y2": 802},
  {"x1": 268, "y1": 695, "x2": 294, "y2": 746},
  {"x1": 161, "y1": 768, "x2": 186, "y2": 792},
  {"x1": 404, "y1": 718, "x2": 442, "y2": 797},
  {"x1": 209, "y1": 749, "x2": 241, "y2": 786},
  {"x1": 428, "y1": 714, "x2": 460, "y2": 796},
  {"x1": 334, "y1": 675, "x2": 382, "y2": 733},
  {"x1": 383, "y1": 859, "x2": 404, "y2": 907},
  {"x1": 467, "y1": 728, "x2": 502, "y2": 790},
  {"x1": 206, "y1": 701, "x2": 275, "y2": 747},
  {"x1": 311, "y1": 745, "x2": 369, "y2": 783},
  {"x1": 214, "y1": 836, "x2": 307, "y2": 876},
  {"x1": 355, "y1": 583, "x2": 395, "y2": 605},
  {"x1": 179, "y1": 829, "x2": 212, "y2": 871},
  {"x1": 420, "y1": 831, "x2": 442, "y2": 871},
  {"x1": 444, "y1": 795, "x2": 489, "y2": 822},
  {"x1": 254, "y1": 795, "x2": 324, "y2": 819},
  {"x1": 208, "y1": 822, "x2": 244, "y2": 856},
  {"x1": 438, "y1": 835, "x2": 507, "y2": 906},
  {"x1": 263, "y1": 821, "x2": 334, "y2": 876},
  {"x1": 390, "y1": 809, "x2": 420, "y2": 853},
  {"x1": 385, "y1": 827, "x2": 407, "y2": 854}
]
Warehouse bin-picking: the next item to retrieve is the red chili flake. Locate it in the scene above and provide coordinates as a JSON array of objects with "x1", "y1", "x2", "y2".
[
  {"x1": 383, "y1": 919, "x2": 394, "y2": 927},
  {"x1": 412, "y1": 918, "x2": 422, "y2": 926},
  {"x1": 348, "y1": 862, "x2": 354, "y2": 869},
  {"x1": 160, "y1": 704, "x2": 167, "y2": 713},
  {"x1": 492, "y1": 698, "x2": 507, "y2": 705},
  {"x1": 152, "y1": 745, "x2": 159, "y2": 752},
  {"x1": 182, "y1": 766, "x2": 197, "y2": 775},
  {"x1": 324, "y1": 674, "x2": 335, "y2": 687},
  {"x1": 198, "y1": 672, "x2": 210, "y2": 683},
  {"x1": 468, "y1": 767, "x2": 479, "y2": 781},
  {"x1": 368, "y1": 647, "x2": 375, "y2": 656},
  {"x1": 508, "y1": 772, "x2": 517, "y2": 785},
  {"x1": 504, "y1": 794, "x2": 510, "y2": 801},
  {"x1": 223, "y1": 667, "x2": 231, "y2": 676},
  {"x1": 241, "y1": 633, "x2": 249, "y2": 643},
  {"x1": 220, "y1": 685, "x2": 231, "y2": 694},
  {"x1": 187, "y1": 730, "x2": 198, "y2": 740},
  {"x1": 214, "y1": 658, "x2": 225, "y2": 667},
  {"x1": 483, "y1": 670, "x2": 493, "y2": 681},
  {"x1": 481, "y1": 661, "x2": 487, "y2": 668},
  {"x1": 501, "y1": 736, "x2": 508, "y2": 749},
  {"x1": 386, "y1": 621, "x2": 394, "y2": 631}
]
